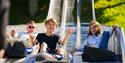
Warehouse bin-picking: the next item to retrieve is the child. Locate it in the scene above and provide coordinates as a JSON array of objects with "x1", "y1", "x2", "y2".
[
  {"x1": 76, "y1": 20, "x2": 116, "y2": 51},
  {"x1": 10, "y1": 21, "x2": 38, "y2": 47},
  {"x1": 36, "y1": 18, "x2": 73, "y2": 60},
  {"x1": 73, "y1": 20, "x2": 117, "y2": 61},
  {"x1": 5, "y1": 21, "x2": 39, "y2": 58}
]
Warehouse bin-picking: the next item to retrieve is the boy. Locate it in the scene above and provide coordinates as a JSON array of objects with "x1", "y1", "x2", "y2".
[
  {"x1": 10, "y1": 21, "x2": 38, "y2": 47},
  {"x1": 36, "y1": 18, "x2": 73, "y2": 60}
]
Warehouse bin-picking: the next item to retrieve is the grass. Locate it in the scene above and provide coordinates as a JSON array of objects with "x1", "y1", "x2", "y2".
[{"x1": 95, "y1": 0, "x2": 125, "y2": 32}]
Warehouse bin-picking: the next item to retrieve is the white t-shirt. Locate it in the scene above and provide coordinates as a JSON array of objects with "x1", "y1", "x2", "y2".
[
  {"x1": 14, "y1": 32, "x2": 38, "y2": 48},
  {"x1": 15, "y1": 32, "x2": 38, "y2": 41}
]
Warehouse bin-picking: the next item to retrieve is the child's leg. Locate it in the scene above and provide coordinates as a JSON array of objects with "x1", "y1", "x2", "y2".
[
  {"x1": 36, "y1": 42, "x2": 57, "y2": 61},
  {"x1": 56, "y1": 48, "x2": 64, "y2": 55},
  {"x1": 40, "y1": 42, "x2": 47, "y2": 52},
  {"x1": 55, "y1": 48, "x2": 65, "y2": 60}
]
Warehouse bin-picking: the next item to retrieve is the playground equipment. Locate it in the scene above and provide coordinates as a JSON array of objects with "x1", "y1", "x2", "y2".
[
  {"x1": 47, "y1": 0, "x2": 125, "y2": 62},
  {"x1": 72, "y1": 25, "x2": 125, "y2": 63},
  {"x1": 5, "y1": 0, "x2": 125, "y2": 63}
]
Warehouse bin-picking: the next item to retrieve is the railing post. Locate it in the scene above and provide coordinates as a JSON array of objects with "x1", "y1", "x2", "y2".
[
  {"x1": 76, "y1": 0, "x2": 81, "y2": 48},
  {"x1": 92, "y1": 0, "x2": 96, "y2": 20}
]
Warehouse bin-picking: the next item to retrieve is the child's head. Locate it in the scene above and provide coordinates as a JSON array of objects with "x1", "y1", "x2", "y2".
[
  {"x1": 44, "y1": 18, "x2": 58, "y2": 33},
  {"x1": 88, "y1": 20, "x2": 101, "y2": 36},
  {"x1": 26, "y1": 21, "x2": 36, "y2": 33}
]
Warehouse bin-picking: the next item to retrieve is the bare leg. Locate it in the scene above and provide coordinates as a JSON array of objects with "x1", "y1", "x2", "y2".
[
  {"x1": 56, "y1": 48, "x2": 64, "y2": 55},
  {"x1": 0, "y1": 49, "x2": 5, "y2": 58},
  {"x1": 36, "y1": 43, "x2": 57, "y2": 61},
  {"x1": 40, "y1": 42, "x2": 47, "y2": 52}
]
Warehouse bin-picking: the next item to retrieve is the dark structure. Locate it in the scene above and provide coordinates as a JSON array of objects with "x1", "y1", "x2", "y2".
[{"x1": 0, "y1": 0, "x2": 10, "y2": 58}]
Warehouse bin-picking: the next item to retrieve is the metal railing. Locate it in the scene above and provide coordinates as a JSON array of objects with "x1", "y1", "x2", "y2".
[{"x1": 115, "y1": 27, "x2": 125, "y2": 63}]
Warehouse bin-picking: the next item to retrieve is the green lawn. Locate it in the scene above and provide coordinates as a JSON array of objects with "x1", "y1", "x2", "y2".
[{"x1": 95, "y1": 0, "x2": 125, "y2": 31}]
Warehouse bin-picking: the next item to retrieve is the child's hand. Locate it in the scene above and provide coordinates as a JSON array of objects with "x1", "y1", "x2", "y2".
[
  {"x1": 70, "y1": 49, "x2": 77, "y2": 55},
  {"x1": 11, "y1": 29, "x2": 16, "y2": 38},
  {"x1": 29, "y1": 34, "x2": 35, "y2": 42},
  {"x1": 112, "y1": 25, "x2": 118, "y2": 31},
  {"x1": 29, "y1": 34, "x2": 35, "y2": 39},
  {"x1": 32, "y1": 43, "x2": 40, "y2": 56},
  {"x1": 66, "y1": 28, "x2": 73, "y2": 35}
]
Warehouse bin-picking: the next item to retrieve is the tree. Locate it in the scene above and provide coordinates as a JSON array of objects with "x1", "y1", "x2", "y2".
[{"x1": 29, "y1": 0, "x2": 39, "y2": 16}]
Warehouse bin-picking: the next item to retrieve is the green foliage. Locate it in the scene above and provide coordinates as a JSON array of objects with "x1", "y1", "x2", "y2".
[
  {"x1": 81, "y1": 0, "x2": 92, "y2": 22},
  {"x1": 95, "y1": 0, "x2": 125, "y2": 31},
  {"x1": 9, "y1": 0, "x2": 49, "y2": 25},
  {"x1": 9, "y1": 0, "x2": 125, "y2": 32},
  {"x1": 9, "y1": 0, "x2": 29, "y2": 25},
  {"x1": 36, "y1": 0, "x2": 49, "y2": 23}
]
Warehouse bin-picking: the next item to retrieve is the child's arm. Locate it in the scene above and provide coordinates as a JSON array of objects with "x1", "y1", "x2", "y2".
[
  {"x1": 29, "y1": 34, "x2": 36, "y2": 43},
  {"x1": 76, "y1": 39, "x2": 88, "y2": 51},
  {"x1": 59, "y1": 28, "x2": 73, "y2": 45}
]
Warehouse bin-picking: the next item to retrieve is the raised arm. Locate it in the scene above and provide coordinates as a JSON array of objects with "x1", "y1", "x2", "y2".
[{"x1": 59, "y1": 28, "x2": 73, "y2": 45}]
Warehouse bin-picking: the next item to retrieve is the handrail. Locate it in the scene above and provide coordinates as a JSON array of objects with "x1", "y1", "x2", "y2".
[
  {"x1": 115, "y1": 27, "x2": 125, "y2": 63},
  {"x1": 121, "y1": 28, "x2": 125, "y2": 63},
  {"x1": 76, "y1": 0, "x2": 81, "y2": 48}
]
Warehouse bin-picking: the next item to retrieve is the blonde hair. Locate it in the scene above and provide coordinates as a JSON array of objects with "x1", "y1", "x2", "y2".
[
  {"x1": 90, "y1": 20, "x2": 101, "y2": 26},
  {"x1": 44, "y1": 18, "x2": 58, "y2": 26},
  {"x1": 26, "y1": 21, "x2": 35, "y2": 25},
  {"x1": 88, "y1": 20, "x2": 101, "y2": 36}
]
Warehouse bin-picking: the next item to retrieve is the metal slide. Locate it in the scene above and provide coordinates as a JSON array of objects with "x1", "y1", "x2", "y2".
[
  {"x1": 46, "y1": 0, "x2": 62, "y2": 22},
  {"x1": 115, "y1": 27, "x2": 125, "y2": 62},
  {"x1": 47, "y1": 0, "x2": 75, "y2": 38},
  {"x1": 76, "y1": 0, "x2": 81, "y2": 49},
  {"x1": 59, "y1": 0, "x2": 75, "y2": 39},
  {"x1": 47, "y1": 0, "x2": 125, "y2": 63},
  {"x1": 47, "y1": 0, "x2": 76, "y2": 62}
]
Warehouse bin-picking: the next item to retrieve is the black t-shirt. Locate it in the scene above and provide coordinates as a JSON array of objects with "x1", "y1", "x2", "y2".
[{"x1": 36, "y1": 33, "x2": 60, "y2": 54}]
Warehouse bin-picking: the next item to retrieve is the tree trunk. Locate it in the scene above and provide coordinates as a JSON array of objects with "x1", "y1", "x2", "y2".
[
  {"x1": 29, "y1": 0, "x2": 38, "y2": 16},
  {"x1": 0, "y1": 0, "x2": 10, "y2": 58}
]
